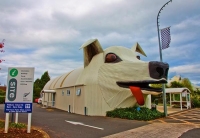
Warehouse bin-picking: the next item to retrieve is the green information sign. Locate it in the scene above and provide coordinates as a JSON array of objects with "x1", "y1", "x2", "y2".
[
  {"x1": 5, "y1": 67, "x2": 35, "y2": 113},
  {"x1": 9, "y1": 68, "x2": 18, "y2": 77}
]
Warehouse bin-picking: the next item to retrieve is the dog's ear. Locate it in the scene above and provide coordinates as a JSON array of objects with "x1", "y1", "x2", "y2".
[
  {"x1": 131, "y1": 42, "x2": 147, "y2": 57},
  {"x1": 80, "y1": 39, "x2": 103, "y2": 67}
]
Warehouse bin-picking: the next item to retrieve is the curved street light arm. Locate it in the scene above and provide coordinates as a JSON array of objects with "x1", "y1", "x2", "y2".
[{"x1": 157, "y1": 0, "x2": 172, "y2": 62}]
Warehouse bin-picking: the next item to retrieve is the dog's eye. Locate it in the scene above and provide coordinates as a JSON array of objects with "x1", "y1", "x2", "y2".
[{"x1": 105, "y1": 53, "x2": 122, "y2": 63}]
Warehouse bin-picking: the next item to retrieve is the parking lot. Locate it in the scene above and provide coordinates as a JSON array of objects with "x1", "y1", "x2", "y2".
[{"x1": 0, "y1": 103, "x2": 148, "y2": 138}]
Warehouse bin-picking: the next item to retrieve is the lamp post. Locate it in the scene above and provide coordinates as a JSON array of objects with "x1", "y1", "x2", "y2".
[{"x1": 157, "y1": 0, "x2": 172, "y2": 117}]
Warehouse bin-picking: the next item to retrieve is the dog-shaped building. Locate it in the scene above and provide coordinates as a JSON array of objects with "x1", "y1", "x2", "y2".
[{"x1": 42, "y1": 39, "x2": 169, "y2": 116}]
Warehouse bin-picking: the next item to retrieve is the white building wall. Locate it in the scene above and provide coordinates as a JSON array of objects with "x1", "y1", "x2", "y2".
[
  {"x1": 84, "y1": 85, "x2": 103, "y2": 116},
  {"x1": 54, "y1": 89, "x2": 69, "y2": 111},
  {"x1": 74, "y1": 86, "x2": 85, "y2": 115}
]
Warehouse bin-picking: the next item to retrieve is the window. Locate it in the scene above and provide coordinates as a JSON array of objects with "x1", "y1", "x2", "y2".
[
  {"x1": 67, "y1": 90, "x2": 70, "y2": 96},
  {"x1": 62, "y1": 90, "x2": 64, "y2": 96},
  {"x1": 76, "y1": 88, "x2": 81, "y2": 96}
]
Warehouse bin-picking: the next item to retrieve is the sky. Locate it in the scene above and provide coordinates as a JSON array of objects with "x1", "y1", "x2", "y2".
[{"x1": 0, "y1": 0, "x2": 200, "y2": 86}]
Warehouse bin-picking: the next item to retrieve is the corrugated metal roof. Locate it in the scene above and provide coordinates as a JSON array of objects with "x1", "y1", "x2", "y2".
[
  {"x1": 165, "y1": 88, "x2": 191, "y2": 93},
  {"x1": 42, "y1": 67, "x2": 83, "y2": 90}
]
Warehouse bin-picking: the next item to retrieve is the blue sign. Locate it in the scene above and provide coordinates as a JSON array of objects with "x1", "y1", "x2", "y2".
[{"x1": 4, "y1": 103, "x2": 32, "y2": 113}]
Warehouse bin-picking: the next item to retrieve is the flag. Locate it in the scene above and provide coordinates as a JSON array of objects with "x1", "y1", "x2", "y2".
[{"x1": 160, "y1": 27, "x2": 171, "y2": 50}]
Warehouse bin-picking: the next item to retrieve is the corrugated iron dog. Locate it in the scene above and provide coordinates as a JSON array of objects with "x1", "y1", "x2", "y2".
[
  {"x1": 43, "y1": 39, "x2": 169, "y2": 115},
  {"x1": 79, "y1": 39, "x2": 168, "y2": 108}
]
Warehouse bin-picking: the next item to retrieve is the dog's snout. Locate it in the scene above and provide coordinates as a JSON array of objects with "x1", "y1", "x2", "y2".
[{"x1": 149, "y1": 61, "x2": 169, "y2": 79}]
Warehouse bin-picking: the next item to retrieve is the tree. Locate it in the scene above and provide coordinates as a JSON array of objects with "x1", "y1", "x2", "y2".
[
  {"x1": 150, "y1": 84, "x2": 162, "y2": 88},
  {"x1": 194, "y1": 88, "x2": 200, "y2": 95},
  {"x1": 33, "y1": 71, "x2": 50, "y2": 99},
  {"x1": 0, "y1": 39, "x2": 5, "y2": 85},
  {"x1": 170, "y1": 81, "x2": 184, "y2": 88},
  {"x1": 40, "y1": 71, "x2": 50, "y2": 89},
  {"x1": 150, "y1": 83, "x2": 169, "y2": 88},
  {"x1": 33, "y1": 79, "x2": 42, "y2": 99},
  {"x1": 181, "y1": 78, "x2": 193, "y2": 93}
]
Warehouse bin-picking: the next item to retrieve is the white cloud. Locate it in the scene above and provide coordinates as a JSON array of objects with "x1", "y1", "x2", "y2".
[
  {"x1": 0, "y1": 0, "x2": 200, "y2": 86},
  {"x1": 169, "y1": 64, "x2": 200, "y2": 74}
]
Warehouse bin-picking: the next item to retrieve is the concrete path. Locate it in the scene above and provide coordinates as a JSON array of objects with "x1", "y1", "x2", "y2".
[
  {"x1": 104, "y1": 108, "x2": 200, "y2": 138},
  {"x1": 103, "y1": 123, "x2": 198, "y2": 138},
  {"x1": 150, "y1": 108, "x2": 200, "y2": 124}
]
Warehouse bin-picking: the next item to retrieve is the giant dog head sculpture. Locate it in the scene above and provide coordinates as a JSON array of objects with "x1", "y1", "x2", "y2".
[{"x1": 79, "y1": 39, "x2": 169, "y2": 109}]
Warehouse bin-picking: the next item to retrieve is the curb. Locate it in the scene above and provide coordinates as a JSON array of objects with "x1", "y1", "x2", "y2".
[{"x1": 32, "y1": 126, "x2": 50, "y2": 138}]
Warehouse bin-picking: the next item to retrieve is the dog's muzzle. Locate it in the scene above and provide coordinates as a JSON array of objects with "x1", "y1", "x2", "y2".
[{"x1": 149, "y1": 61, "x2": 169, "y2": 79}]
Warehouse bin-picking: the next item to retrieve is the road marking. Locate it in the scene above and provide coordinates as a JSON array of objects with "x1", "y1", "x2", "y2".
[{"x1": 65, "y1": 120, "x2": 104, "y2": 130}]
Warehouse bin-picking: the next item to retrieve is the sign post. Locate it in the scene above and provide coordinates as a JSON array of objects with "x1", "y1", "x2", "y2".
[{"x1": 4, "y1": 67, "x2": 34, "y2": 133}]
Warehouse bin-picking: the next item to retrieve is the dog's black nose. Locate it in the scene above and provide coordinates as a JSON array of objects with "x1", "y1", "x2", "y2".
[{"x1": 149, "y1": 61, "x2": 169, "y2": 79}]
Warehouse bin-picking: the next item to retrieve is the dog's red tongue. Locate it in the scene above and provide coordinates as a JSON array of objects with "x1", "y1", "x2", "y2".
[{"x1": 129, "y1": 86, "x2": 144, "y2": 105}]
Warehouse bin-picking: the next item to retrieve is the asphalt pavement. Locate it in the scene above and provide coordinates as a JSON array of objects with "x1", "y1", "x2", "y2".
[{"x1": 0, "y1": 103, "x2": 148, "y2": 138}]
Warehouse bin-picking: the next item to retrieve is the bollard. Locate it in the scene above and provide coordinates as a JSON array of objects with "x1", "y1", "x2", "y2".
[{"x1": 69, "y1": 105, "x2": 70, "y2": 113}]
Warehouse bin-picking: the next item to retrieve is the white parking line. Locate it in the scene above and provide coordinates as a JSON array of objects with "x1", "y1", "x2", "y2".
[{"x1": 65, "y1": 120, "x2": 104, "y2": 130}]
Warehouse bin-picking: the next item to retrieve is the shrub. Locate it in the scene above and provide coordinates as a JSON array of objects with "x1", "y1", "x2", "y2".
[
  {"x1": 0, "y1": 89, "x2": 6, "y2": 104},
  {"x1": 0, "y1": 96, "x2": 5, "y2": 104},
  {"x1": 106, "y1": 106, "x2": 164, "y2": 121},
  {"x1": 0, "y1": 120, "x2": 26, "y2": 129},
  {"x1": 191, "y1": 96, "x2": 200, "y2": 108},
  {"x1": 0, "y1": 90, "x2": 6, "y2": 96},
  {"x1": 10, "y1": 122, "x2": 26, "y2": 128}
]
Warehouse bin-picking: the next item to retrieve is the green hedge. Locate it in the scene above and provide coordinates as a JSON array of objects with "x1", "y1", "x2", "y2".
[
  {"x1": 0, "y1": 90, "x2": 6, "y2": 96},
  {"x1": 0, "y1": 96, "x2": 5, "y2": 104},
  {"x1": 191, "y1": 96, "x2": 200, "y2": 107},
  {"x1": 106, "y1": 106, "x2": 164, "y2": 121}
]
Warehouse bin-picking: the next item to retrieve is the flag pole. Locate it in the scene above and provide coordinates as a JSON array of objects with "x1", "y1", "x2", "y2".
[{"x1": 157, "y1": 0, "x2": 172, "y2": 117}]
